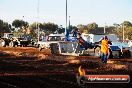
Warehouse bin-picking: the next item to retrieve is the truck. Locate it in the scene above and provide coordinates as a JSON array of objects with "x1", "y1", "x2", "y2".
[
  {"x1": 81, "y1": 33, "x2": 131, "y2": 58},
  {"x1": 36, "y1": 33, "x2": 68, "y2": 51},
  {"x1": 0, "y1": 33, "x2": 34, "y2": 47},
  {"x1": 37, "y1": 33, "x2": 95, "y2": 56}
]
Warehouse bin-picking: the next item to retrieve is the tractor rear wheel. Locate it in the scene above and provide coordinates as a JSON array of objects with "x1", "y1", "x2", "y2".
[
  {"x1": 9, "y1": 41, "x2": 15, "y2": 47},
  {"x1": 94, "y1": 47, "x2": 101, "y2": 57},
  {"x1": 0, "y1": 39, "x2": 6, "y2": 47}
]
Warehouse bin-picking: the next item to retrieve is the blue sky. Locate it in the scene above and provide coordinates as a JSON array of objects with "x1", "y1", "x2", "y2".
[{"x1": 0, "y1": 0, "x2": 132, "y2": 27}]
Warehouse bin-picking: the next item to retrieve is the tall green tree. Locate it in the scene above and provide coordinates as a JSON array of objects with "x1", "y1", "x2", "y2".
[
  {"x1": 127, "y1": 27, "x2": 132, "y2": 40},
  {"x1": 29, "y1": 22, "x2": 37, "y2": 30},
  {"x1": 12, "y1": 19, "x2": 29, "y2": 29},
  {"x1": 42, "y1": 22, "x2": 58, "y2": 33},
  {"x1": 77, "y1": 24, "x2": 88, "y2": 33},
  {"x1": 87, "y1": 22, "x2": 98, "y2": 30},
  {"x1": 114, "y1": 21, "x2": 132, "y2": 40},
  {"x1": 12, "y1": 19, "x2": 29, "y2": 37},
  {"x1": 29, "y1": 22, "x2": 59, "y2": 38},
  {"x1": 87, "y1": 22, "x2": 98, "y2": 34},
  {"x1": 122, "y1": 21, "x2": 132, "y2": 27},
  {"x1": 28, "y1": 22, "x2": 38, "y2": 38},
  {"x1": 122, "y1": 21, "x2": 132, "y2": 40},
  {"x1": 0, "y1": 19, "x2": 11, "y2": 37}
]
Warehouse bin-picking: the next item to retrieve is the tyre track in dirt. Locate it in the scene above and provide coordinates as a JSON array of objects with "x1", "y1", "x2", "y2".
[
  {"x1": 0, "y1": 47, "x2": 80, "y2": 88},
  {"x1": 0, "y1": 74, "x2": 80, "y2": 88},
  {"x1": 0, "y1": 47, "x2": 132, "y2": 88}
]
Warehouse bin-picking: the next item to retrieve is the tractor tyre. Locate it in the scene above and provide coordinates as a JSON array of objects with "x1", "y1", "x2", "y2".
[
  {"x1": 94, "y1": 47, "x2": 101, "y2": 57},
  {"x1": 0, "y1": 39, "x2": 6, "y2": 47},
  {"x1": 9, "y1": 41, "x2": 15, "y2": 47}
]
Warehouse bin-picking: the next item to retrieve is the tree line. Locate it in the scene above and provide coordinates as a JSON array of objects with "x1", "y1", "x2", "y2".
[{"x1": 0, "y1": 19, "x2": 132, "y2": 40}]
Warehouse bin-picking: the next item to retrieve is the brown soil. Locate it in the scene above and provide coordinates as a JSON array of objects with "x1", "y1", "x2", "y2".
[{"x1": 0, "y1": 46, "x2": 132, "y2": 88}]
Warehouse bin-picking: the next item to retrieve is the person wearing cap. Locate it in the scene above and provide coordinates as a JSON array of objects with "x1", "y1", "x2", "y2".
[{"x1": 100, "y1": 36, "x2": 109, "y2": 63}]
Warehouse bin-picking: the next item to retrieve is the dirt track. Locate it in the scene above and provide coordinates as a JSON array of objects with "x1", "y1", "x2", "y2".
[{"x1": 0, "y1": 46, "x2": 132, "y2": 88}]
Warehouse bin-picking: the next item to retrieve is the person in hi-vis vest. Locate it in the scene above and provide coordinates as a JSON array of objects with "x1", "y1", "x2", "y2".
[{"x1": 100, "y1": 36, "x2": 110, "y2": 63}]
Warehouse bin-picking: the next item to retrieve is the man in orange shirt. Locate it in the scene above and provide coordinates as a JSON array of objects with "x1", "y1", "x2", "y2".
[{"x1": 100, "y1": 36, "x2": 109, "y2": 63}]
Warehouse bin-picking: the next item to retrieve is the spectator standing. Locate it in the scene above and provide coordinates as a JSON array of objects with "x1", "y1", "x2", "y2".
[{"x1": 100, "y1": 36, "x2": 109, "y2": 63}]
